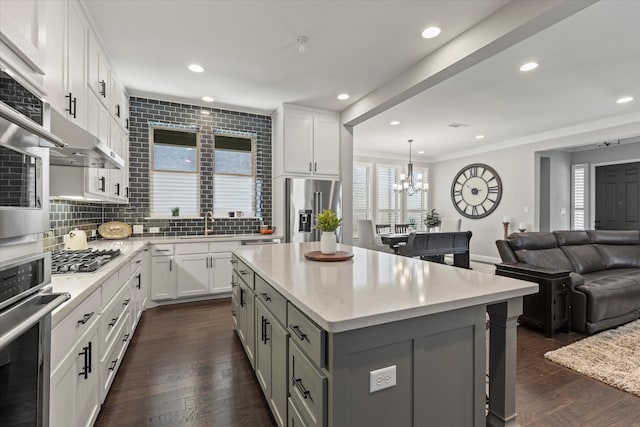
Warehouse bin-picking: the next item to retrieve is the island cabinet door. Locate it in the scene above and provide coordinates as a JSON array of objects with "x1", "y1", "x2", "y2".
[
  {"x1": 238, "y1": 281, "x2": 256, "y2": 369},
  {"x1": 255, "y1": 300, "x2": 288, "y2": 427}
]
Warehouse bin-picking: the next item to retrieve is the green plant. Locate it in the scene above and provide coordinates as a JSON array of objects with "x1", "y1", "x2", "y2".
[
  {"x1": 314, "y1": 209, "x2": 343, "y2": 232},
  {"x1": 424, "y1": 209, "x2": 441, "y2": 227},
  {"x1": 171, "y1": 207, "x2": 180, "y2": 216}
]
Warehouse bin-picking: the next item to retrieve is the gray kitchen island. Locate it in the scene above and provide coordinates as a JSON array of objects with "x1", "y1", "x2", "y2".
[{"x1": 231, "y1": 242, "x2": 537, "y2": 427}]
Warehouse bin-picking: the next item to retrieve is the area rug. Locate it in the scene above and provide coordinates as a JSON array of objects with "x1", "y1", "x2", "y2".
[{"x1": 544, "y1": 319, "x2": 640, "y2": 397}]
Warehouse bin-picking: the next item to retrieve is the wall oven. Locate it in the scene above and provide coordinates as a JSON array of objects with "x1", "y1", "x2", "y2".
[
  {"x1": 0, "y1": 83, "x2": 65, "y2": 245},
  {"x1": 0, "y1": 252, "x2": 69, "y2": 427}
]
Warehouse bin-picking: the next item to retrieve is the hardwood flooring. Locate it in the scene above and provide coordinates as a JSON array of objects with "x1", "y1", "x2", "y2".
[{"x1": 95, "y1": 299, "x2": 640, "y2": 427}]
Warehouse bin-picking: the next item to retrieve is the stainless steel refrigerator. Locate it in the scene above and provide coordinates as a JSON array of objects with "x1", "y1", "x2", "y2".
[{"x1": 285, "y1": 178, "x2": 342, "y2": 243}]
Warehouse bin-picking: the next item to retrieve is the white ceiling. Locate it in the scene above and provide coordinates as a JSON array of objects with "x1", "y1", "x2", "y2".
[{"x1": 84, "y1": 0, "x2": 640, "y2": 160}]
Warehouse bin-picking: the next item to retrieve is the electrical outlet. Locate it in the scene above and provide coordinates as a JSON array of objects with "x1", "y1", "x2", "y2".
[
  {"x1": 523, "y1": 206, "x2": 529, "y2": 213},
  {"x1": 149, "y1": 227, "x2": 160, "y2": 233},
  {"x1": 133, "y1": 224, "x2": 144, "y2": 234},
  {"x1": 369, "y1": 365, "x2": 396, "y2": 393},
  {"x1": 90, "y1": 229, "x2": 96, "y2": 237}
]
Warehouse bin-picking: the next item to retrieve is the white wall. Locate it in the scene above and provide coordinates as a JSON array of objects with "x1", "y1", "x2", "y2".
[
  {"x1": 537, "y1": 150, "x2": 572, "y2": 231},
  {"x1": 571, "y1": 141, "x2": 640, "y2": 165}
]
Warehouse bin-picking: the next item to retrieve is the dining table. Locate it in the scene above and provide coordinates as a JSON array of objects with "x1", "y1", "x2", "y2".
[{"x1": 380, "y1": 231, "x2": 472, "y2": 269}]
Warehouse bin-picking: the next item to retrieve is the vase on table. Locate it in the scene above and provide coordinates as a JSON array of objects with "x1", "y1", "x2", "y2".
[{"x1": 320, "y1": 231, "x2": 337, "y2": 254}]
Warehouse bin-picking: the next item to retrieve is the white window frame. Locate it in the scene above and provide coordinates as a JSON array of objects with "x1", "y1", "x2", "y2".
[
  {"x1": 149, "y1": 125, "x2": 200, "y2": 218},
  {"x1": 571, "y1": 163, "x2": 587, "y2": 230},
  {"x1": 352, "y1": 162, "x2": 373, "y2": 238}
]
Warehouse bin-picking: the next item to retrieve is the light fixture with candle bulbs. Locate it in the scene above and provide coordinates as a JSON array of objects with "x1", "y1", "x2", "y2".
[{"x1": 393, "y1": 139, "x2": 428, "y2": 196}]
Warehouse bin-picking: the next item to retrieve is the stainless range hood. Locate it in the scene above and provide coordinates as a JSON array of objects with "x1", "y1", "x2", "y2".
[{"x1": 48, "y1": 108, "x2": 124, "y2": 169}]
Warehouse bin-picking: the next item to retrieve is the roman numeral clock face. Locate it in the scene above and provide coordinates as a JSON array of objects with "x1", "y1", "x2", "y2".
[{"x1": 451, "y1": 163, "x2": 502, "y2": 219}]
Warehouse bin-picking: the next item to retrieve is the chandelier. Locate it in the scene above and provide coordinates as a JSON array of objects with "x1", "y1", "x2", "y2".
[{"x1": 392, "y1": 139, "x2": 428, "y2": 196}]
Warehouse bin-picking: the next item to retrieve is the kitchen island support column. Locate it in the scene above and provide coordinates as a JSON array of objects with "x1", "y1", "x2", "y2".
[{"x1": 487, "y1": 298, "x2": 522, "y2": 427}]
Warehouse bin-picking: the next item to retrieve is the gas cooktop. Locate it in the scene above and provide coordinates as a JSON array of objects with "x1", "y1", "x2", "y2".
[{"x1": 51, "y1": 249, "x2": 121, "y2": 275}]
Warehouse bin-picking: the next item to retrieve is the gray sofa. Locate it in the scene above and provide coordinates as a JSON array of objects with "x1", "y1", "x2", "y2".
[{"x1": 495, "y1": 230, "x2": 640, "y2": 335}]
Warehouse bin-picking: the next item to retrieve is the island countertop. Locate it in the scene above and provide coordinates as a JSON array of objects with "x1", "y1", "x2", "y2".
[{"x1": 233, "y1": 241, "x2": 538, "y2": 333}]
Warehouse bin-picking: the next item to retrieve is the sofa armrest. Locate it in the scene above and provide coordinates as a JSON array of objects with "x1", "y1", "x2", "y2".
[{"x1": 495, "y1": 262, "x2": 571, "y2": 280}]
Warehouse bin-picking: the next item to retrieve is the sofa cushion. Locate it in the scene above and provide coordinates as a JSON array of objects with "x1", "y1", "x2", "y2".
[
  {"x1": 587, "y1": 230, "x2": 640, "y2": 245},
  {"x1": 554, "y1": 230, "x2": 591, "y2": 246},
  {"x1": 593, "y1": 244, "x2": 640, "y2": 269},
  {"x1": 514, "y1": 248, "x2": 574, "y2": 271},
  {"x1": 508, "y1": 232, "x2": 558, "y2": 250},
  {"x1": 576, "y1": 276, "x2": 640, "y2": 323},
  {"x1": 560, "y1": 245, "x2": 607, "y2": 274}
]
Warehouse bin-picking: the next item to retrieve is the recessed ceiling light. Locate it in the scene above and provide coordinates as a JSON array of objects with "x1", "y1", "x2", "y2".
[
  {"x1": 519, "y1": 62, "x2": 538, "y2": 72},
  {"x1": 390, "y1": 120, "x2": 400, "y2": 126},
  {"x1": 417, "y1": 150, "x2": 425, "y2": 154},
  {"x1": 201, "y1": 110, "x2": 210, "y2": 115},
  {"x1": 188, "y1": 64, "x2": 204, "y2": 73},
  {"x1": 337, "y1": 93, "x2": 350, "y2": 100},
  {"x1": 617, "y1": 96, "x2": 634, "y2": 104},
  {"x1": 421, "y1": 26, "x2": 441, "y2": 39},
  {"x1": 475, "y1": 135, "x2": 485, "y2": 140},
  {"x1": 201, "y1": 96, "x2": 214, "y2": 102}
]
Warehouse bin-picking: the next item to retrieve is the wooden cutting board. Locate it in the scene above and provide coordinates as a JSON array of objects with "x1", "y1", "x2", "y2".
[{"x1": 304, "y1": 251, "x2": 354, "y2": 262}]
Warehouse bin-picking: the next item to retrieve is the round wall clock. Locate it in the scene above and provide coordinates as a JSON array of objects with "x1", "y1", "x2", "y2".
[{"x1": 451, "y1": 163, "x2": 502, "y2": 219}]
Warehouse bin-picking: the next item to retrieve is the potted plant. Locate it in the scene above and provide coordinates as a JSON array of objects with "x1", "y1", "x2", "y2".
[
  {"x1": 424, "y1": 209, "x2": 441, "y2": 231},
  {"x1": 314, "y1": 209, "x2": 343, "y2": 254},
  {"x1": 171, "y1": 207, "x2": 180, "y2": 217}
]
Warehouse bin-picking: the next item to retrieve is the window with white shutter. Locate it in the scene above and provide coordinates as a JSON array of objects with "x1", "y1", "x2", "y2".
[
  {"x1": 376, "y1": 165, "x2": 400, "y2": 226},
  {"x1": 406, "y1": 167, "x2": 427, "y2": 228},
  {"x1": 572, "y1": 164, "x2": 587, "y2": 230},
  {"x1": 213, "y1": 134, "x2": 255, "y2": 217},
  {"x1": 150, "y1": 127, "x2": 200, "y2": 217},
  {"x1": 353, "y1": 163, "x2": 372, "y2": 237}
]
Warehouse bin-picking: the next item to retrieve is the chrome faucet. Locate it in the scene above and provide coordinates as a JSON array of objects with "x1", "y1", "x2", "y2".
[{"x1": 204, "y1": 211, "x2": 214, "y2": 236}]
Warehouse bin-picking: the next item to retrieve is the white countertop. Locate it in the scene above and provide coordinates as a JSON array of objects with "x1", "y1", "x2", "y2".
[
  {"x1": 50, "y1": 233, "x2": 281, "y2": 326},
  {"x1": 233, "y1": 242, "x2": 539, "y2": 333}
]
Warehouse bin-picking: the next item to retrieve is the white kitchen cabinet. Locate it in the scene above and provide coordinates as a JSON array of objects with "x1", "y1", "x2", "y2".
[
  {"x1": 211, "y1": 252, "x2": 233, "y2": 293},
  {"x1": 177, "y1": 253, "x2": 211, "y2": 297},
  {"x1": 108, "y1": 123, "x2": 129, "y2": 202},
  {"x1": 87, "y1": 30, "x2": 111, "y2": 107},
  {"x1": 0, "y1": 0, "x2": 46, "y2": 87},
  {"x1": 150, "y1": 255, "x2": 176, "y2": 300},
  {"x1": 43, "y1": 0, "x2": 88, "y2": 128},
  {"x1": 274, "y1": 105, "x2": 340, "y2": 178},
  {"x1": 50, "y1": 322, "x2": 100, "y2": 427}
]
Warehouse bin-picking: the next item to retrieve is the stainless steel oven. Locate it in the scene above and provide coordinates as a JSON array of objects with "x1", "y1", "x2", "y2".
[
  {"x1": 0, "y1": 253, "x2": 69, "y2": 427},
  {"x1": 0, "y1": 71, "x2": 65, "y2": 245}
]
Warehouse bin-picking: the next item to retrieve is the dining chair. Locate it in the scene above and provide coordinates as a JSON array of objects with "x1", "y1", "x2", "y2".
[
  {"x1": 395, "y1": 224, "x2": 410, "y2": 233},
  {"x1": 357, "y1": 220, "x2": 395, "y2": 254},
  {"x1": 375, "y1": 224, "x2": 391, "y2": 234}
]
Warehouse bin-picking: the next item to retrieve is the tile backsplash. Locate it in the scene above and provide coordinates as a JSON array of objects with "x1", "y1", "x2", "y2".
[{"x1": 46, "y1": 96, "x2": 273, "y2": 250}]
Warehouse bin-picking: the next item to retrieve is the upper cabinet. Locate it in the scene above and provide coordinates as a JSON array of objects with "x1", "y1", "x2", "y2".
[
  {"x1": 87, "y1": 31, "x2": 111, "y2": 108},
  {"x1": 0, "y1": 0, "x2": 47, "y2": 92},
  {"x1": 43, "y1": 0, "x2": 88, "y2": 128},
  {"x1": 273, "y1": 105, "x2": 340, "y2": 179}
]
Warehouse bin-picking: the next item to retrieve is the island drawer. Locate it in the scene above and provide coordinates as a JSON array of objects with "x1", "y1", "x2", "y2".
[
  {"x1": 236, "y1": 259, "x2": 255, "y2": 289},
  {"x1": 255, "y1": 275, "x2": 286, "y2": 326},
  {"x1": 289, "y1": 340, "x2": 327, "y2": 427},
  {"x1": 288, "y1": 304, "x2": 326, "y2": 368},
  {"x1": 99, "y1": 282, "x2": 132, "y2": 358}
]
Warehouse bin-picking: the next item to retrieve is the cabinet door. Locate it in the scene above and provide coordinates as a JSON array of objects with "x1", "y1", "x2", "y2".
[
  {"x1": 0, "y1": 0, "x2": 46, "y2": 75},
  {"x1": 67, "y1": 1, "x2": 87, "y2": 128},
  {"x1": 85, "y1": 166, "x2": 108, "y2": 198},
  {"x1": 255, "y1": 301, "x2": 272, "y2": 395},
  {"x1": 177, "y1": 254, "x2": 210, "y2": 297},
  {"x1": 270, "y1": 320, "x2": 288, "y2": 427},
  {"x1": 87, "y1": 32, "x2": 110, "y2": 106},
  {"x1": 245, "y1": 285, "x2": 256, "y2": 368},
  {"x1": 284, "y1": 111, "x2": 313, "y2": 174},
  {"x1": 86, "y1": 91, "x2": 110, "y2": 144},
  {"x1": 42, "y1": 0, "x2": 67, "y2": 116},
  {"x1": 312, "y1": 115, "x2": 340, "y2": 176},
  {"x1": 76, "y1": 328, "x2": 100, "y2": 427},
  {"x1": 150, "y1": 256, "x2": 176, "y2": 300},
  {"x1": 211, "y1": 252, "x2": 232, "y2": 293}
]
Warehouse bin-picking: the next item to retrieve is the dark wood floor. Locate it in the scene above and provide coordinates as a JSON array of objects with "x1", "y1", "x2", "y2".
[{"x1": 95, "y1": 299, "x2": 640, "y2": 427}]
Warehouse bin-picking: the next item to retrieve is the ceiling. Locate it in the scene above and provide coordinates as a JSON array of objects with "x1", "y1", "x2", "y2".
[{"x1": 84, "y1": 0, "x2": 640, "y2": 160}]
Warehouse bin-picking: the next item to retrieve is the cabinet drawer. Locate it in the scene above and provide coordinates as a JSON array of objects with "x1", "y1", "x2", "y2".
[
  {"x1": 101, "y1": 271, "x2": 121, "y2": 308},
  {"x1": 117, "y1": 260, "x2": 131, "y2": 288},
  {"x1": 130, "y1": 250, "x2": 144, "y2": 271},
  {"x1": 289, "y1": 397, "x2": 309, "y2": 427},
  {"x1": 100, "y1": 311, "x2": 131, "y2": 402},
  {"x1": 99, "y1": 283, "x2": 131, "y2": 358},
  {"x1": 51, "y1": 288, "x2": 101, "y2": 370},
  {"x1": 209, "y1": 241, "x2": 240, "y2": 253},
  {"x1": 151, "y1": 244, "x2": 174, "y2": 256},
  {"x1": 289, "y1": 340, "x2": 327, "y2": 427},
  {"x1": 255, "y1": 275, "x2": 286, "y2": 327},
  {"x1": 288, "y1": 304, "x2": 326, "y2": 368},
  {"x1": 175, "y1": 242, "x2": 208, "y2": 255},
  {"x1": 236, "y1": 259, "x2": 254, "y2": 289}
]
